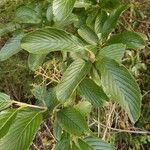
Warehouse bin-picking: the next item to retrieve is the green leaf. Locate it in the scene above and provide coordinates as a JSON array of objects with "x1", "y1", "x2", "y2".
[
  {"x1": 0, "y1": 92, "x2": 12, "y2": 111},
  {"x1": 107, "y1": 31, "x2": 146, "y2": 49},
  {"x1": 78, "y1": 139, "x2": 92, "y2": 150},
  {"x1": 90, "y1": 67, "x2": 101, "y2": 86},
  {"x1": 57, "y1": 107, "x2": 89, "y2": 136},
  {"x1": 74, "y1": 9, "x2": 87, "y2": 28},
  {"x1": 32, "y1": 86, "x2": 47, "y2": 106},
  {"x1": 32, "y1": 86, "x2": 59, "y2": 119},
  {"x1": 15, "y1": 6, "x2": 41, "y2": 24},
  {"x1": 54, "y1": 13, "x2": 78, "y2": 28},
  {"x1": 53, "y1": 119, "x2": 62, "y2": 141},
  {"x1": 70, "y1": 50, "x2": 89, "y2": 61},
  {"x1": 46, "y1": 4, "x2": 53, "y2": 22},
  {"x1": 101, "y1": 5, "x2": 126, "y2": 37},
  {"x1": 21, "y1": 28, "x2": 84, "y2": 54},
  {"x1": 78, "y1": 25, "x2": 99, "y2": 45},
  {"x1": 98, "y1": 44, "x2": 126, "y2": 62},
  {"x1": 55, "y1": 133, "x2": 71, "y2": 150},
  {"x1": 74, "y1": 101, "x2": 92, "y2": 116},
  {"x1": 34, "y1": 3, "x2": 43, "y2": 17},
  {"x1": 0, "y1": 23, "x2": 15, "y2": 37},
  {"x1": 0, "y1": 92, "x2": 10, "y2": 101},
  {"x1": 0, "y1": 110, "x2": 42, "y2": 150},
  {"x1": 95, "y1": 10, "x2": 108, "y2": 34},
  {"x1": 78, "y1": 78, "x2": 108, "y2": 107},
  {"x1": 0, "y1": 109, "x2": 18, "y2": 138},
  {"x1": 32, "y1": 86, "x2": 59, "y2": 110},
  {"x1": 86, "y1": 9, "x2": 99, "y2": 29},
  {"x1": 100, "y1": 0, "x2": 120, "y2": 10},
  {"x1": 96, "y1": 58, "x2": 141, "y2": 123},
  {"x1": 72, "y1": 142, "x2": 80, "y2": 150},
  {"x1": 0, "y1": 100, "x2": 11, "y2": 112},
  {"x1": 136, "y1": 32, "x2": 148, "y2": 41},
  {"x1": 64, "y1": 91, "x2": 76, "y2": 107},
  {"x1": 56, "y1": 59, "x2": 91, "y2": 102},
  {"x1": 53, "y1": 0, "x2": 76, "y2": 21},
  {"x1": 84, "y1": 136, "x2": 113, "y2": 150},
  {"x1": 74, "y1": 1, "x2": 91, "y2": 8},
  {"x1": 0, "y1": 31, "x2": 24, "y2": 61},
  {"x1": 28, "y1": 53, "x2": 47, "y2": 71}
]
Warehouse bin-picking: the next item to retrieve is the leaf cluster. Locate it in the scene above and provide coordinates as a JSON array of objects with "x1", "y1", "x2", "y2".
[{"x1": 0, "y1": 0, "x2": 147, "y2": 149}]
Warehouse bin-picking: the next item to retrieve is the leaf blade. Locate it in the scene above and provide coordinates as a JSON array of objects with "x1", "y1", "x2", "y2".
[
  {"x1": 74, "y1": 101, "x2": 92, "y2": 116},
  {"x1": 0, "y1": 110, "x2": 42, "y2": 150},
  {"x1": 0, "y1": 109, "x2": 18, "y2": 138},
  {"x1": 100, "y1": 0, "x2": 120, "y2": 10},
  {"x1": 78, "y1": 25, "x2": 99, "y2": 45},
  {"x1": 107, "y1": 31, "x2": 145, "y2": 49},
  {"x1": 96, "y1": 58, "x2": 141, "y2": 123},
  {"x1": 78, "y1": 78, "x2": 108, "y2": 107},
  {"x1": 32, "y1": 86, "x2": 59, "y2": 111},
  {"x1": 56, "y1": 59, "x2": 91, "y2": 102},
  {"x1": 53, "y1": 0, "x2": 76, "y2": 21},
  {"x1": 57, "y1": 107, "x2": 89, "y2": 136},
  {"x1": 28, "y1": 54, "x2": 47, "y2": 71},
  {"x1": 55, "y1": 133, "x2": 71, "y2": 150},
  {"x1": 0, "y1": 92, "x2": 12, "y2": 111},
  {"x1": 84, "y1": 136, "x2": 113, "y2": 150},
  {"x1": 101, "y1": 5, "x2": 126, "y2": 37},
  {"x1": 95, "y1": 10, "x2": 108, "y2": 34},
  {"x1": 53, "y1": 119, "x2": 62, "y2": 141},
  {"x1": 0, "y1": 31, "x2": 24, "y2": 61},
  {"x1": 0, "y1": 23, "x2": 15, "y2": 37},
  {"x1": 98, "y1": 44, "x2": 126, "y2": 62},
  {"x1": 21, "y1": 28, "x2": 84, "y2": 54},
  {"x1": 15, "y1": 6, "x2": 41, "y2": 24},
  {"x1": 46, "y1": 4, "x2": 53, "y2": 22}
]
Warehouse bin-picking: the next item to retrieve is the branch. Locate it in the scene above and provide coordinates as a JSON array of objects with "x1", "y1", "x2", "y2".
[
  {"x1": 12, "y1": 100, "x2": 47, "y2": 110},
  {"x1": 93, "y1": 119, "x2": 150, "y2": 135}
]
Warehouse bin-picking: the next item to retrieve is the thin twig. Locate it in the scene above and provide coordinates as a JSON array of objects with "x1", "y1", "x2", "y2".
[
  {"x1": 98, "y1": 108, "x2": 101, "y2": 137},
  {"x1": 94, "y1": 119, "x2": 150, "y2": 134},
  {"x1": 32, "y1": 143, "x2": 40, "y2": 150},
  {"x1": 142, "y1": 90, "x2": 150, "y2": 98},
  {"x1": 37, "y1": 132, "x2": 46, "y2": 150},
  {"x1": 102, "y1": 103, "x2": 116, "y2": 140},
  {"x1": 43, "y1": 122, "x2": 56, "y2": 141},
  {"x1": 136, "y1": 20, "x2": 150, "y2": 24},
  {"x1": 35, "y1": 70, "x2": 59, "y2": 83}
]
